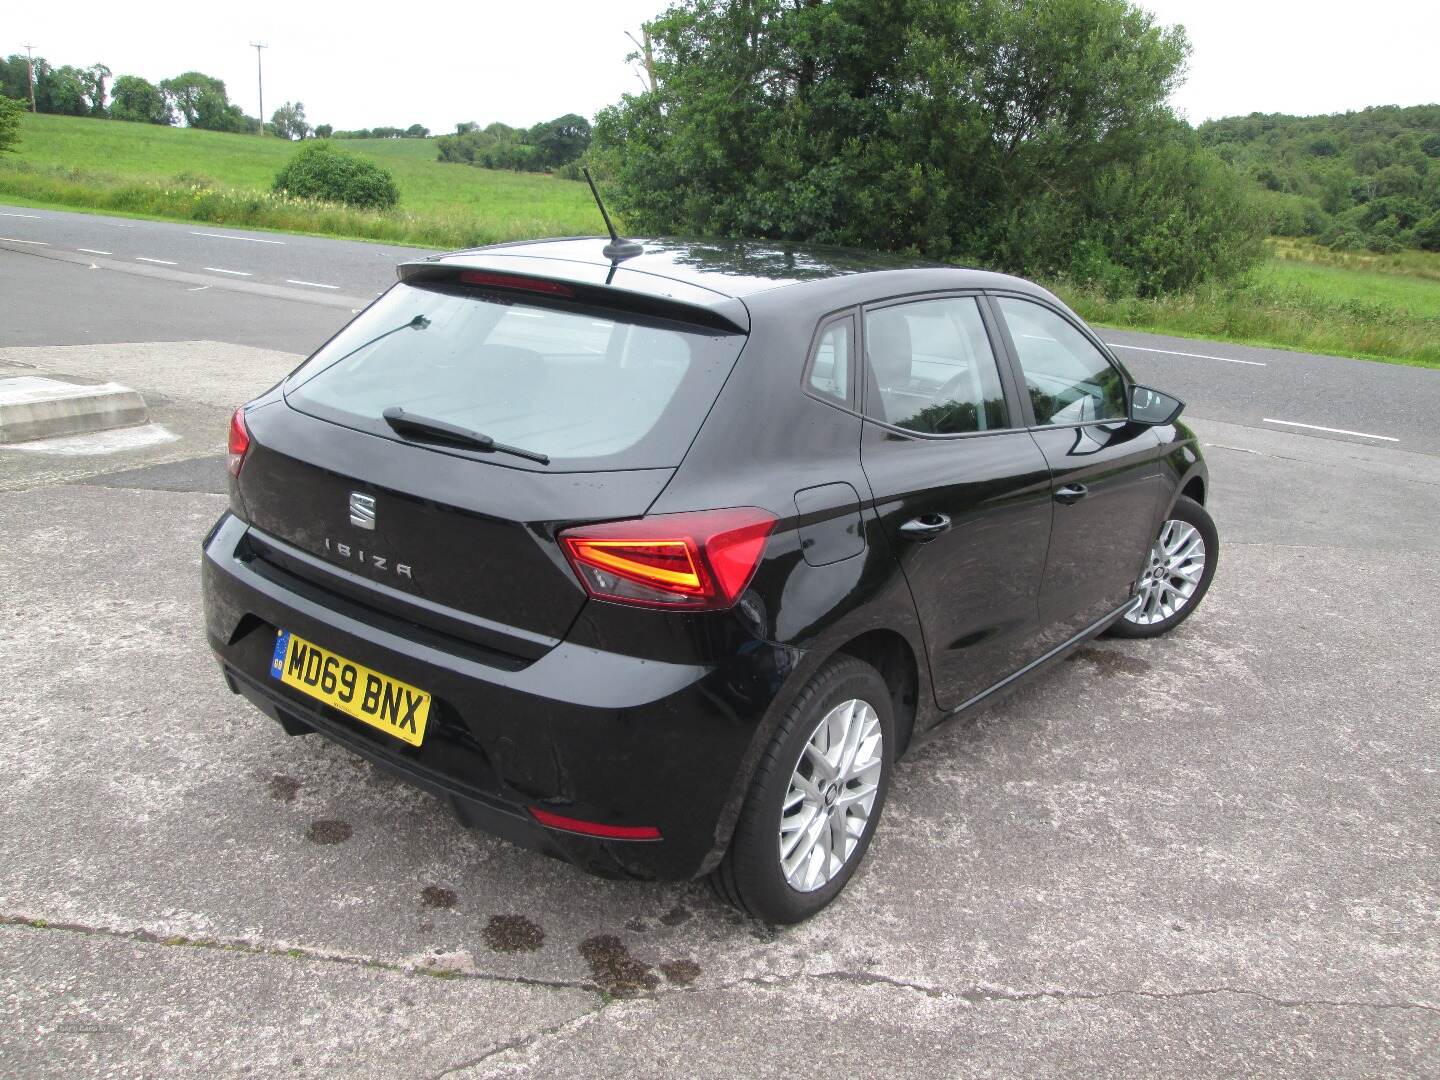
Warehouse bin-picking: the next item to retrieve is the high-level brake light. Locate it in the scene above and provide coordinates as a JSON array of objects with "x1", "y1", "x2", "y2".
[
  {"x1": 458, "y1": 270, "x2": 575, "y2": 297},
  {"x1": 559, "y1": 508, "x2": 777, "y2": 610}
]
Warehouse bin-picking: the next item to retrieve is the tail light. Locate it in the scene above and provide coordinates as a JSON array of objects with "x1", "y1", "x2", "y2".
[
  {"x1": 227, "y1": 407, "x2": 250, "y2": 477},
  {"x1": 559, "y1": 507, "x2": 777, "y2": 610}
]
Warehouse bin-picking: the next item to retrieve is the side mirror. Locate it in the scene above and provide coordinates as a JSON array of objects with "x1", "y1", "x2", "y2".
[{"x1": 1129, "y1": 384, "x2": 1184, "y2": 426}]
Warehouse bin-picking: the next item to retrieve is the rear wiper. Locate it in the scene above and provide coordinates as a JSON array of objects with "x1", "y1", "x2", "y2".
[{"x1": 381, "y1": 407, "x2": 550, "y2": 465}]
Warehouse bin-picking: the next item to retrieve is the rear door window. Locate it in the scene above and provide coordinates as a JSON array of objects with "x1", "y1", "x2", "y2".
[{"x1": 284, "y1": 281, "x2": 746, "y2": 470}]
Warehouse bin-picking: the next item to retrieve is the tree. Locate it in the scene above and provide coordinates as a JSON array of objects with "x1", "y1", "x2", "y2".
[
  {"x1": 527, "y1": 113, "x2": 591, "y2": 168},
  {"x1": 0, "y1": 55, "x2": 39, "y2": 103},
  {"x1": 110, "y1": 75, "x2": 172, "y2": 124},
  {"x1": 271, "y1": 101, "x2": 310, "y2": 140},
  {"x1": 0, "y1": 95, "x2": 22, "y2": 154},
  {"x1": 591, "y1": 0, "x2": 1257, "y2": 292},
  {"x1": 160, "y1": 71, "x2": 222, "y2": 125},
  {"x1": 161, "y1": 71, "x2": 244, "y2": 131},
  {"x1": 314, "y1": 123, "x2": 333, "y2": 138},
  {"x1": 405, "y1": 123, "x2": 429, "y2": 138},
  {"x1": 81, "y1": 64, "x2": 110, "y2": 116},
  {"x1": 437, "y1": 115, "x2": 589, "y2": 172},
  {"x1": 41, "y1": 66, "x2": 90, "y2": 115},
  {"x1": 1198, "y1": 103, "x2": 1440, "y2": 250}
]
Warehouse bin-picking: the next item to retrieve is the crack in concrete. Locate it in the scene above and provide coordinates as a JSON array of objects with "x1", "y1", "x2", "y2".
[
  {"x1": 10, "y1": 914, "x2": 1435, "y2": 1024},
  {"x1": 740, "y1": 969, "x2": 1440, "y2": 1016},
  {"x1": 430, "y1": 1009, "x2": 606, "y2": 1079},
  {"x1": 0, "y1": 913, "x2": 594, "y2": 996}
]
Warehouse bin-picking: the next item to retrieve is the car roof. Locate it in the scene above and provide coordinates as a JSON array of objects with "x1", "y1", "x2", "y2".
[{"x1": 410, "y1": 236, "x2": 1041, "y2": 306}]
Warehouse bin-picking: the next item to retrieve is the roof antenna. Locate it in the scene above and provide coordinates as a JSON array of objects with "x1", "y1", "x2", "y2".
[{"x1": 582, "y1": 167, "x2": 644, "y2": 261}]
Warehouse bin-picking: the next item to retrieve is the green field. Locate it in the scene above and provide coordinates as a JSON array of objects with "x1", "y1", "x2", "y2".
[
  {"x1": 0, "y1": 112, "x2": 598, "y2": 247},
  {"x1": 3, "y1": 114, "x2": 1438, "y2": 368}
]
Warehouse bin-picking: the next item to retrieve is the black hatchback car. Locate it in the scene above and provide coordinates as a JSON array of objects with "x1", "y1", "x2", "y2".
[{"x1": 203, "y1": 237, "x2": 1216, "y2": 923}]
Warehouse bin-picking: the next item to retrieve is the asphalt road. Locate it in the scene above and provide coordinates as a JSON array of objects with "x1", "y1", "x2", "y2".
[
  {"x1": 3, "y1": 203, "x2": 1437, "y2": 453},
  {"x1": 1, "y1": 210, "x2": 1437, "y2": 1078}
]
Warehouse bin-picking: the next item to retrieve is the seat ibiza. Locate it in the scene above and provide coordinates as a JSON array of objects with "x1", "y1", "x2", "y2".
[{"x1": 202, "y1": 237, "x2": 1216, "y2": 923}]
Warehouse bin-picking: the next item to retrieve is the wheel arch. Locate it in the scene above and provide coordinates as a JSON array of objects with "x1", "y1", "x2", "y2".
[{"x1": 833, "y1": 628, "x2": 921, "y2": 757}]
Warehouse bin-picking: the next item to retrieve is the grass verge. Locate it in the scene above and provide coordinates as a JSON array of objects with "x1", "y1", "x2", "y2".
[{"x1": 1055, "y1": 242, "x2": 1440, "y2": 370}]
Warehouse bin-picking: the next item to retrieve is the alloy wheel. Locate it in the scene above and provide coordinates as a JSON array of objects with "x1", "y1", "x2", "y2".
[
  {"x1": 1126, "y1": 518, "x2": 1207, "y2": 626},
  {"x1": 778, "y1": 697, "x2": 884, "y2": 892}
]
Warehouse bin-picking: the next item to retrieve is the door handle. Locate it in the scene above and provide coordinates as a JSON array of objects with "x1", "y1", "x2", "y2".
[
  {"x1": 1054, "y1": 483, "x2": 1089, "y2": 505},
  {"x1": 898, "y1": 513, "x2": 952, "y2": 541}
]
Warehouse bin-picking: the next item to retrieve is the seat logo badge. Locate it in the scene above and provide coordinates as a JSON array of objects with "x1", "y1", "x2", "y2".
[{"x1": 349, "y1": 492, "x2": 377, "y2": 531}]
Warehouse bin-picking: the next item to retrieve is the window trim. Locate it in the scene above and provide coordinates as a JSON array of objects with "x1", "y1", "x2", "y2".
[
  {"x1": 856, "y1": 290, "x2": 1028, "y2": 442},
  {"x1": 983, "y1": 291, "x2": 1133, "y2": 431},
  {"x1": 800, "y1": 309, "x2": 858, "y2": 411}
]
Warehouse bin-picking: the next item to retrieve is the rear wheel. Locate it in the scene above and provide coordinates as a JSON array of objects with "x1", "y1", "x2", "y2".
[
  {"x1": 711, "y1": 655, "x2": 893, "y2": 924},
  {"x1": 1108, "y1": 495, "x2": 1218, "y2": 639}
]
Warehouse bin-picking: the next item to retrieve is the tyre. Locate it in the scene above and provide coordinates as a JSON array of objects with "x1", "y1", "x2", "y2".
[
  {"x1": 711, "y1": 655, "x2": 893, "y2": 924},
  {"x1": 1107, "y1": 495, "x2": 1218, "y2": 639}
]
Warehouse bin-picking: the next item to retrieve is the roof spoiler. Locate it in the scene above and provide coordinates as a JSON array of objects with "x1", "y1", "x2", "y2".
[{"x1": 395, "y1": 260, "x2": 750, "y2": 334}]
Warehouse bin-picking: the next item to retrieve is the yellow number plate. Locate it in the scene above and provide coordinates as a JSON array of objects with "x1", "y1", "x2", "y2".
[{"x1": 270, "y1": 629, "x2": 431, "y2": 747}]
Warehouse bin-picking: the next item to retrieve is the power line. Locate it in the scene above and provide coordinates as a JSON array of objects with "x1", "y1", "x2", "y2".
[{"x1": 249, "y1": 42, "x2": 267, "y2": 134}]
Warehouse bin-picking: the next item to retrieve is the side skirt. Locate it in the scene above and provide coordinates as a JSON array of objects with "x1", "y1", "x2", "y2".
[{"x1": 944, "y1": 596, "x2": 1141, "y2": 719}]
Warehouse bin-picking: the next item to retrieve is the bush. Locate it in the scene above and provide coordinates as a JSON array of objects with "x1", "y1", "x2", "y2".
[
  {"x1": 0, "y1": 95, "x2": 21, "y2": 155},
  {"x1": 272, "y1": 142, "x2": 399, "y2": 210},
  {"x1": 1410, "y1": 211, "x2": 1440, "y2": 251},
  {"x1": 1259, "y1": 190, "x2": 1317, "y2": 237},
  {"x1": 1319, "y1": 223, "x2": 1366, "y2": 251}
]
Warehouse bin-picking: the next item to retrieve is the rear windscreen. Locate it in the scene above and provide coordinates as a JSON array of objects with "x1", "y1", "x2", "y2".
[{"x1": 284, "y1": 281, "x2": 746, "y2": 470}]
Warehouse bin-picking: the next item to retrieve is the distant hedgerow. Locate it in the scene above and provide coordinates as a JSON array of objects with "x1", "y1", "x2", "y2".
[{"x1": 272, "y1": 141, "x2": 399, "y2": 210}]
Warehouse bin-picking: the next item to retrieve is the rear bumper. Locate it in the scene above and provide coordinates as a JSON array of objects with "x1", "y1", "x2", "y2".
[{"x1": 202, "y1": 512, "x2": 795, "y2": 880}]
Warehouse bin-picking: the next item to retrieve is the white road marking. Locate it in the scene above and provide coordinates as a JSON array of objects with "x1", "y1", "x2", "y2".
[
  {"x1": 76, "y1": 247, "x2": 113, "y2": 255},
  {"x1": 203, "y1": 267, "x2": 253, "y2": 276},
  {"x1": 1106, "y1": 342, "x2": 1266, "y2": 367},
  {"x1": 191, "y1": 230, "x2": 286, "y2": 245},
  {"x1": 0, "y1": 237, "x2": 49, "y2": 245},
  {"x1": 136, "y1": 256, "x2": 177, "y2": 265},
  {"x1": 188, "y1": 285, "x2": 211, "y2": 292},
  {"x1": 285, "y1": 279, "x2": 339, "y2": 290},
  {"x1": 1261, "y1": 418, "x2": 1398, "y2": 442},
  {"x1": 0, "y1": 211, "x2": 41, "y2": 218}
]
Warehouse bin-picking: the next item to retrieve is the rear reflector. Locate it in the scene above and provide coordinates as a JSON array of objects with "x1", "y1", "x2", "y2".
[
  {"x1": 559, "y1": 507, "x2": 777, "y2": 610},
  {"x1": 227, "y1": 407, "x2": 249, "y2": 477},
  {"x1": 529, "y1": 807, "x2": 662, "y2": 841},
  {"x1": 458, "y1": 270, "x2": 574, "y2": 297}
]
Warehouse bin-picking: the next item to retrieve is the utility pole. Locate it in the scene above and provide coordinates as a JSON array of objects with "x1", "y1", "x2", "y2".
[
  {"x1": 22, "y1": 45, "x2": 37, "y2": 112},
  {"x1": 249, "y1": 42, "x2": 267, "y2": 134}
]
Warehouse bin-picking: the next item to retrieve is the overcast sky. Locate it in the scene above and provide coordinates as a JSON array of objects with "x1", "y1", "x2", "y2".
[{"x1": 7, "y1": 1, "x2": 1437, "y2": 133}]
